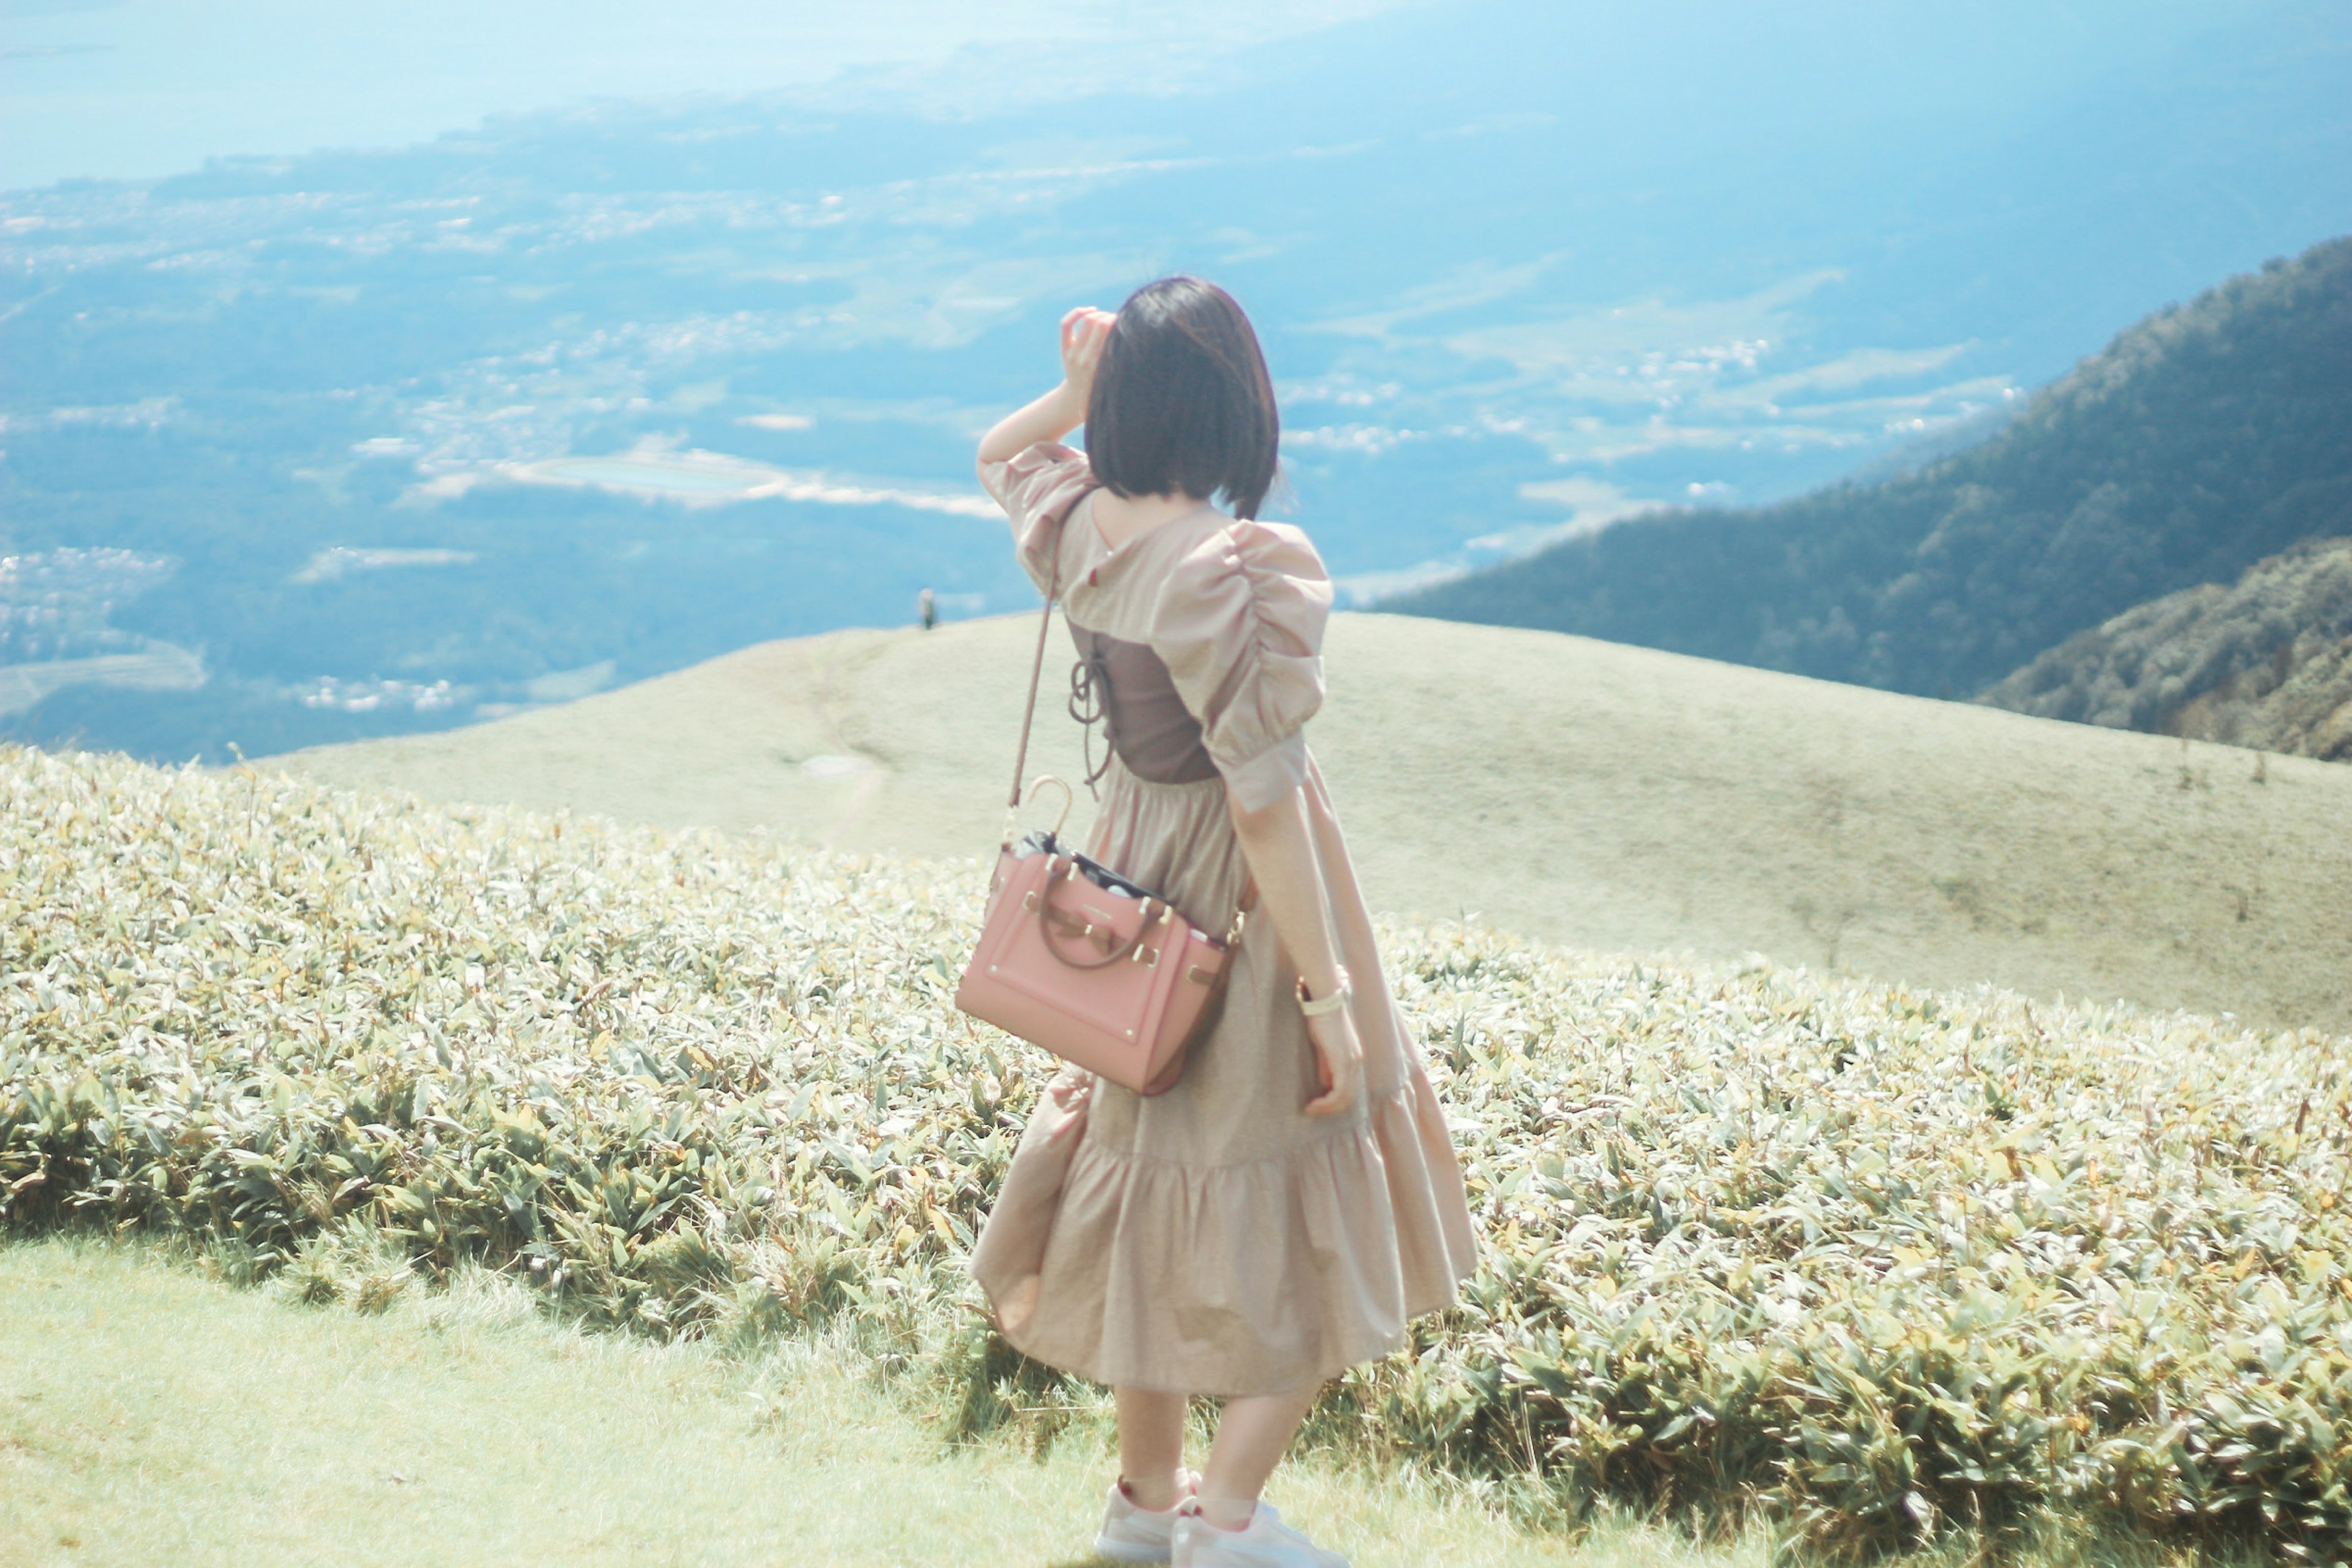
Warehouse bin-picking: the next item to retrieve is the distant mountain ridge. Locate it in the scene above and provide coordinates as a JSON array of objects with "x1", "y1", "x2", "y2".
[{"x1": 1391, "y1": 237, "x2": 2352, "y2": 701}]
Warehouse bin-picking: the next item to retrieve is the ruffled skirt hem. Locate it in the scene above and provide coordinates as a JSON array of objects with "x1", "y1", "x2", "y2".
[{"x1": 971, "y1": 1065, "x2": 1479, "y2": 1396}]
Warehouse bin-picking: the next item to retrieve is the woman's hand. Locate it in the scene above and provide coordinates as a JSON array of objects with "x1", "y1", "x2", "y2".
[
  {"x1": 976, "y1": 305, "x2": 1117, "y2": 469},
  {"x1": 1227, "y1": 785, "x2": 1362, "y2": 1118},
  {"x1": 1302, "y1": 1003, "x2": 1365, "y2": 1118},
  {"x1": 1058, "y1": 306, "x2": 1116, "y2": 413}
]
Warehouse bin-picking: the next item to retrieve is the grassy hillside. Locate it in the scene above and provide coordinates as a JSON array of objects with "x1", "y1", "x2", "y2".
[
  {"x1": 1980, "y1": 535, "x2": 2352, "y2": 762},
  {"x1": 274, "y1": 612, "x2": 2352, "y2": 1036},
  {"x1": 4, "y1": 744, "x2": 2348, "y2": 1556},
  {"x1": 1390, "y1": 237, "x2": 2352, "y2": 701}
]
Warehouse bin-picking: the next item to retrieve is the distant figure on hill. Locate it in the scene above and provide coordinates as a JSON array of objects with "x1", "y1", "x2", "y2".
[
  {"x1": 918, "y1": 587, "x2": 937, "y2": 630},
  {"x1": 967, "y1": 278, "x2": 1476, "y2": 1568}
]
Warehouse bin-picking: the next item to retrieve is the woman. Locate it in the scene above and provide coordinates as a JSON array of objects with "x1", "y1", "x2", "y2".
[{"x1": 968, "y1": 277, "x2": 1477, "y2": 1568}]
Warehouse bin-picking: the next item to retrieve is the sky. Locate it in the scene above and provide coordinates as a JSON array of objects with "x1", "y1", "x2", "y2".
[
  {"x1": 0, "y1": 0, "x2": 1419, "y2": 190},
  {"x1": 7, "y1": 0, "x2": 2318, "y2": 192}
]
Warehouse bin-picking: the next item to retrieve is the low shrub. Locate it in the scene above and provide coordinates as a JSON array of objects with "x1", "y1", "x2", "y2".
[{"x1": 4, "y1": 745, "x2": 2347, "y2": 1558}]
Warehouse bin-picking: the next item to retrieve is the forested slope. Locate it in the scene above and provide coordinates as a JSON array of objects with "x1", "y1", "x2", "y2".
[
  {"x1": 1979, "y1": 534, "x2": 2352, "y2": 760},
  {"x1": 1392, "y1": 236, "x2": 2352, "y2": 699}
]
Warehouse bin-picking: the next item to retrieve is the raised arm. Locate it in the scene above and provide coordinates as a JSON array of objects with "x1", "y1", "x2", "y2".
[
  {"x1": 976, "y1": 307, "x2": 1116, "y2": 472},
  {"x1": 1230, "y1": 785, "x2": 1363, "y2": 1118}
]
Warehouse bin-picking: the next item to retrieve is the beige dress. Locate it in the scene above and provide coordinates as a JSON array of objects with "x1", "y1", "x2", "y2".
[{"x1": 968, "y1": 442, "x2": 1478, "y2": 1396}]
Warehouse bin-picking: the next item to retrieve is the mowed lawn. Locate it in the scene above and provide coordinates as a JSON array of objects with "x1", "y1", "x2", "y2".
[{"x1": 0, "y1": 1240, "x2": 1731, "y2": 1568}]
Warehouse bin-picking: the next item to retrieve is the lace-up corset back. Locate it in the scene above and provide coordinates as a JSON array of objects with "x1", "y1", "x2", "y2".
[{"x1": 1068, "y1": 625, "x2": 1221, "y2": 787}]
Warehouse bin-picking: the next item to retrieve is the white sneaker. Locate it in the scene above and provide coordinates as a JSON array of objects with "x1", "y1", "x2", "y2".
[
  {"x1": 1172, "y1": 1502, "x2": 1351, "y2": 1567},
  {"x1": 1094, "y1": 1471, "x2": 1198, "y2": 1564}
]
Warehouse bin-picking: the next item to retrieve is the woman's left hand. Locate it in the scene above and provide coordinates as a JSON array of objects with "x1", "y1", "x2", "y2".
[{"x1": 1303, "y1": 1005, "x2": 1364, "y2": 1118}]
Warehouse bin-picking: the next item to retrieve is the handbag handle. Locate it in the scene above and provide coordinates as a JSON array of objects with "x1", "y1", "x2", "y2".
[{"x1": 1029, "y1": 867, "x2": 1171, "y2": 970}]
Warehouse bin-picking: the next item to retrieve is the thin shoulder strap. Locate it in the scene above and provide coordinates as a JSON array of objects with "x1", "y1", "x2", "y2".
[{"x1": 1006, "y1": 557, "x2": 1058, "y2": 816}]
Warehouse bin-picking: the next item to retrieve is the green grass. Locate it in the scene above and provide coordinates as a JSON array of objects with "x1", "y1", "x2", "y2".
[
  {"x1": 1, "y1": 1240, "x2": 2259, "y2": 1568},
  {"x1": 0, "y1": 1237, "x2": 1738, "y2": 1568}
]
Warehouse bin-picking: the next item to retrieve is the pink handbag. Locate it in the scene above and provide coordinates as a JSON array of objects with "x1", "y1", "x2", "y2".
[{"x1": 954, "y1": 570, "x2": 1251, "y2": 1096}]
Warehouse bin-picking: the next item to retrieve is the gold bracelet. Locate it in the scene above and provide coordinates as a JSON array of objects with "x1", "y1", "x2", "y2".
[{"x1": 1296, "y1": 967, "x2": 1351, "y2": 1017}]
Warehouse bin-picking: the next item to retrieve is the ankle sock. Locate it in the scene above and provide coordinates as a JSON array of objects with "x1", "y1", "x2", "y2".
[{"x1": 1193, "y1": 1499, "x2": 1255, "y2": 1532}]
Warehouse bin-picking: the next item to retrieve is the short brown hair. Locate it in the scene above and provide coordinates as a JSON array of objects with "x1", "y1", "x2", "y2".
[{"x1": 1085, "y1": 276, "x2": 1280, "y2": 519}]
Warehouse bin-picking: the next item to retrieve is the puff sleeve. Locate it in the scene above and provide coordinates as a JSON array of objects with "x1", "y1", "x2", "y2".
[
  {"x1": 979, "y1": 441, "x2": 1099, "y2": 594},
  {"x1": 1150, "y1": 519, "x2": 1334, "y2": 813}
]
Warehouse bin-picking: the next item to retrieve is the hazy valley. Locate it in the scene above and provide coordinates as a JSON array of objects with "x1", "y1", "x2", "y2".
[{"x1": 6, "y1": 0, "x2": 2348, "y2": 763}]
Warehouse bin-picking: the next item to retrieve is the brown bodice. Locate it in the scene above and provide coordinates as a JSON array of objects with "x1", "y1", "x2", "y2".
[{"x1": 1068, "y1": 625, "x2": 1221, "y2": 787}]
